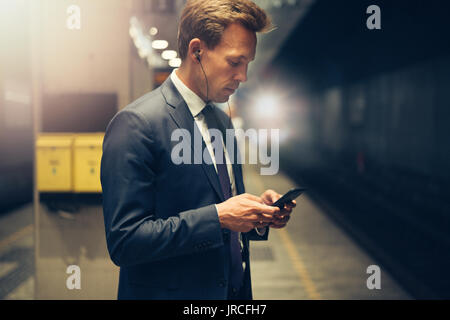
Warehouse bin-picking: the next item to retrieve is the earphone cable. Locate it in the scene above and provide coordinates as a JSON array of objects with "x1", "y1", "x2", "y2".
[
  {"x1": 198, "y1": 59, "x2": 209, "y2": 103},
  {"x1": 198, "y1": 56, "x2": 232, "y2": 129}
]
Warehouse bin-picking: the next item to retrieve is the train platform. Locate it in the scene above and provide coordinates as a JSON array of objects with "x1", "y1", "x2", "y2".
[{"x1": 0, "y1": 164, "x2": 410, "y2": 300}]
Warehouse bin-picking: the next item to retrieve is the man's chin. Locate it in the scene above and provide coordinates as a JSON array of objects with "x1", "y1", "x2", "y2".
[{"x1": 212, "y1": 95, "x2": 230, "y2": 103}]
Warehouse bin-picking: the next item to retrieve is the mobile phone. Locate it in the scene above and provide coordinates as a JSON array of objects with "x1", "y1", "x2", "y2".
[{"x1": 272, "y1": 187, "x2": 306, "y2": 209}]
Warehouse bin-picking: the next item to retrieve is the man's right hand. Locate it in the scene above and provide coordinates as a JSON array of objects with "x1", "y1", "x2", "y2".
[{"x1": 216, "y1": 193, "x2": 280, "y2": 232}]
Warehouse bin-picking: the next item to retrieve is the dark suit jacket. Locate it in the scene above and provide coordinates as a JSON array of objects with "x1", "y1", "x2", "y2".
[{"x1": 100, "y1": 77, "x2": 268, "y2": 300}]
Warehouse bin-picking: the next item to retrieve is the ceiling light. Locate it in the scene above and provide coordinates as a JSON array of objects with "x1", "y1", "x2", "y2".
[
  {"x1": 169, "y1": 58, "x2": 182, "y2": 68},
  {"x1": 149, "y1": 27, "x2": 158, "y2": 36},
  {"x1": 162, "y1": 50, "x2": 177, "y2": 60},
  {"x1": 152, "y1": 40, "x2": 168, "y2": 50}
]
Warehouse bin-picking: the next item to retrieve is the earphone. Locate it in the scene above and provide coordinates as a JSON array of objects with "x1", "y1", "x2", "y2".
[
  {"x1": 196, "y1": 50, "x2": 209, "y2": 102},
  {"x1": 195, "y1": 49, "x2": 233, "y2": 129},
  {"x1": 195, "y1": 50, "x2": 201, "y2": 62}
]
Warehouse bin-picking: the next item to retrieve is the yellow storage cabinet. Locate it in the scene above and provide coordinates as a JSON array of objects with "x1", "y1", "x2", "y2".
[
  {"x1": 36, "y1": 134, "x2": 74, "y2": 192},
  {"x1": 73, "y1": 133, "x2": 104, "y2": 193}
]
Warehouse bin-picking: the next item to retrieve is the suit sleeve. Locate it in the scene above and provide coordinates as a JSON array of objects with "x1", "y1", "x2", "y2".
[{"x1": 101, "y1": 110, "x2": 224, "y2": 267}]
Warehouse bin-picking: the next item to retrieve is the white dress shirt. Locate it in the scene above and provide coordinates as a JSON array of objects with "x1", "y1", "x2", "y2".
[
  {"x1": 170, "y1": 69, "x2": 237, "y2": 196},
  {"x1": 170, "y1": 69, "x2": 266, "y2": 237}
]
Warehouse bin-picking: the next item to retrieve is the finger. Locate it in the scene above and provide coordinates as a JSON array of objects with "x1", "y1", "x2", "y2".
[
  {"x1": 269, "y1": 222, "x2": 286, "y2": 229},
  {"x1": 285, "y1": 201, "x2": 296, "y2": 209},
  {"x1": 256, "y1": 203, "x2": 280, "y2": 215},
  {"x1": 280, "y1": 206, "x2": 293, "y2": 215},
  {"x1": 243, "y1": 193, "x2": 265, "y2": 204},
  {"x1": 272, "y1": 214, "x2": 289, "y2": 224},
  {"x1": 274, "y1": 214, "x2": 290, "y2": 223},
  {"x1": 248, "y1": 213, "x2": 274, "y2": 223},
  {"x1": 274, "y1": 214, "x2": 286, "y2": 221},
  {"x1": 275, "y1": 206, "x2": 292, "y2": 216},
  {"x1": 247, "y1": 200, "x2": 280, "y2": 216},
  {"x1": 281, "y1": 203, "x2": 295, "y2": 213},
  {"x1": 259, "y1": 212, "x2": 275, "y2": 219},
  {"x1": 261, "y1": 189, "x2": 281, "y2": 204}
]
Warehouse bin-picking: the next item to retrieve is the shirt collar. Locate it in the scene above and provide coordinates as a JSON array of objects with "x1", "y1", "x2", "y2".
[{"x1": 170, "y1": 68, "x2": 210, "y2": 118}]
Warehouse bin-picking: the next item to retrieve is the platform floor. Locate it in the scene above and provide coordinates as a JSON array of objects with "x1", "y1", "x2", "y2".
[{"x1": 0, "y1": 164, "x2": 411, "y2": 299}]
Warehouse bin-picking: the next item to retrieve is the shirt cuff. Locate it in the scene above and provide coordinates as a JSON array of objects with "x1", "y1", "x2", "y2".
[{"x1": 254, "y1": 227, "x2": 267, "y2": 236}]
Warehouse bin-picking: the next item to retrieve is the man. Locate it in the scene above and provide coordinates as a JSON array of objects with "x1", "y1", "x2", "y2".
[{"x1": 101, "y1": 0, "x2": 295, "y2": 300}]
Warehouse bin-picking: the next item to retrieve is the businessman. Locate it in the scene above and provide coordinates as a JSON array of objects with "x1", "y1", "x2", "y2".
[{"x1": 101, "y1": 0, "x2": 295, "y2": 300}]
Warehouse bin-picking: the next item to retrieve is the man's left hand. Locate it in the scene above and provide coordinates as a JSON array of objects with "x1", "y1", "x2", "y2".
[{"x1": 260, "y1": 189, "x2": 296, "y2": 229}]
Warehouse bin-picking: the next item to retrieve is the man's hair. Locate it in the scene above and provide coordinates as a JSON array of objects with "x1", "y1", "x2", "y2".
[{"x1": 177, "y1": 0, "x2": 273, "y2": 60}]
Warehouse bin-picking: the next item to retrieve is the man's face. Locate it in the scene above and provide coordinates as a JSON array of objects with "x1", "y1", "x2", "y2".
[{"x1": 202, "y1": 23, "x2": 257, "y2": 103}]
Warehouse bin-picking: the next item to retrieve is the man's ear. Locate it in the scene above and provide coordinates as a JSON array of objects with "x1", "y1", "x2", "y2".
[{"x1": 188, "y1": 38, "x2": 202, "y2": 63}]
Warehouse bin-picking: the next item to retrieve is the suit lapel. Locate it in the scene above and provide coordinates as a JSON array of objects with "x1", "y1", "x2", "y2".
[{"x1": 162, "y1": 78, "x2": 225, "y2": 202}]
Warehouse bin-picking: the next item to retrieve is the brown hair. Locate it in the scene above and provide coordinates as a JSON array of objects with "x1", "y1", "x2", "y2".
[{"x1": 177, "y1": 0, "x2": 273, "y2": 60}]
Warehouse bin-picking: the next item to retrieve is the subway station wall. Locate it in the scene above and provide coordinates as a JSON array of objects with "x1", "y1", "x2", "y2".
[
  {"x1": 271, "y1": 0, "x2": 450, "y2": 181},
  {"x1": 316, "y1": 56, "x2": 450, "y2": 180}
]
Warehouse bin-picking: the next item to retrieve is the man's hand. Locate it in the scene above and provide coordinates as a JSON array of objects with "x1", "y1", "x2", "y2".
[
  {"x1": 260, "y1": 189, "x2": 296, "y2": 229},
  {"x1": 216, "y1": 193, "x2": 280, "y2": 232}
]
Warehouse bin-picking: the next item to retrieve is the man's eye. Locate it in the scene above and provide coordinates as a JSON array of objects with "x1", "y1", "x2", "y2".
[{"x1": 229, "y1": 61, "x2": 240, "y2": 67}]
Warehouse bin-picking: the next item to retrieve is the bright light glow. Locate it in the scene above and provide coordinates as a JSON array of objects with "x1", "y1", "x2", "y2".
[
  {"x1": 129, "y1": 26, "x2": 138, "y2": 39},
  {"x1": 254, "y1": 94, "x2": 279, "y2": 119},
  {"x1": 169, "y1": 58, "x2": 182, "y2": 68},
  {"x1": 149, "y1": 27, "x2": 158, "y2": 36},
  {"x1": 161, "y1": 50, "x2": 177, "y2": 60},
  {"x1": 152, "y1": 40, "x2": 168, "y2": 50},
  {"x1": 129, "y1": 16, "x2": 154, "y2": 60},
  {"x1": 138, "y1": 47, "x2": 151, "y2": 59},
  {"x1": 134, "y1": 37, "x2": 143, "y2": 49},
  {"x1": 129, "y1": 16, "x2": 140, "y2": 39},
  {"x1": 147, "y1": 54, "x2": 169, "y2": 68}
]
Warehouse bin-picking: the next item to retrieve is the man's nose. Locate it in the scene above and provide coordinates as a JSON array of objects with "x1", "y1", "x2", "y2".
[{"x1": 234, "y1": 65, "x2": 248, "y2": 83}]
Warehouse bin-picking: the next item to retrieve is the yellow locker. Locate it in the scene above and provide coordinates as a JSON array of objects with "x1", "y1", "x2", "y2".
[
  {"x1": 73, "y1": 133, "x2": 104, "y2": 193},
  {"x1": 36, "y1": 134, "x2": 74, "y2": 192}
]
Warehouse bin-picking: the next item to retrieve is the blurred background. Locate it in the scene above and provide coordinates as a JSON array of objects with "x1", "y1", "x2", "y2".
[{"x1": 0, "y1": 0, "x2": 449, "y2": 299}]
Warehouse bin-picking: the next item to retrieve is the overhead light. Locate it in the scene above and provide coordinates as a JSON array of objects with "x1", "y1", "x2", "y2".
[
  {"x1": 169, "y1": 58, "x2": 182, "y2": 68},
  {"x1": 162, "y1": 50, "x2": 177, "y2": 60},
  {"x1": 149, "y1": 27, "x2": 158, "y2": 36},
  {"x1": 152, "y1": 40, "x2": 168, "y2": 50}
]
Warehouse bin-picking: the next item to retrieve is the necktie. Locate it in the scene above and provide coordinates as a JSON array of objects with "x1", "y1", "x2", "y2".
[{"x1": 201, "y1": 104, "x2": 244, "y2": 292}]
